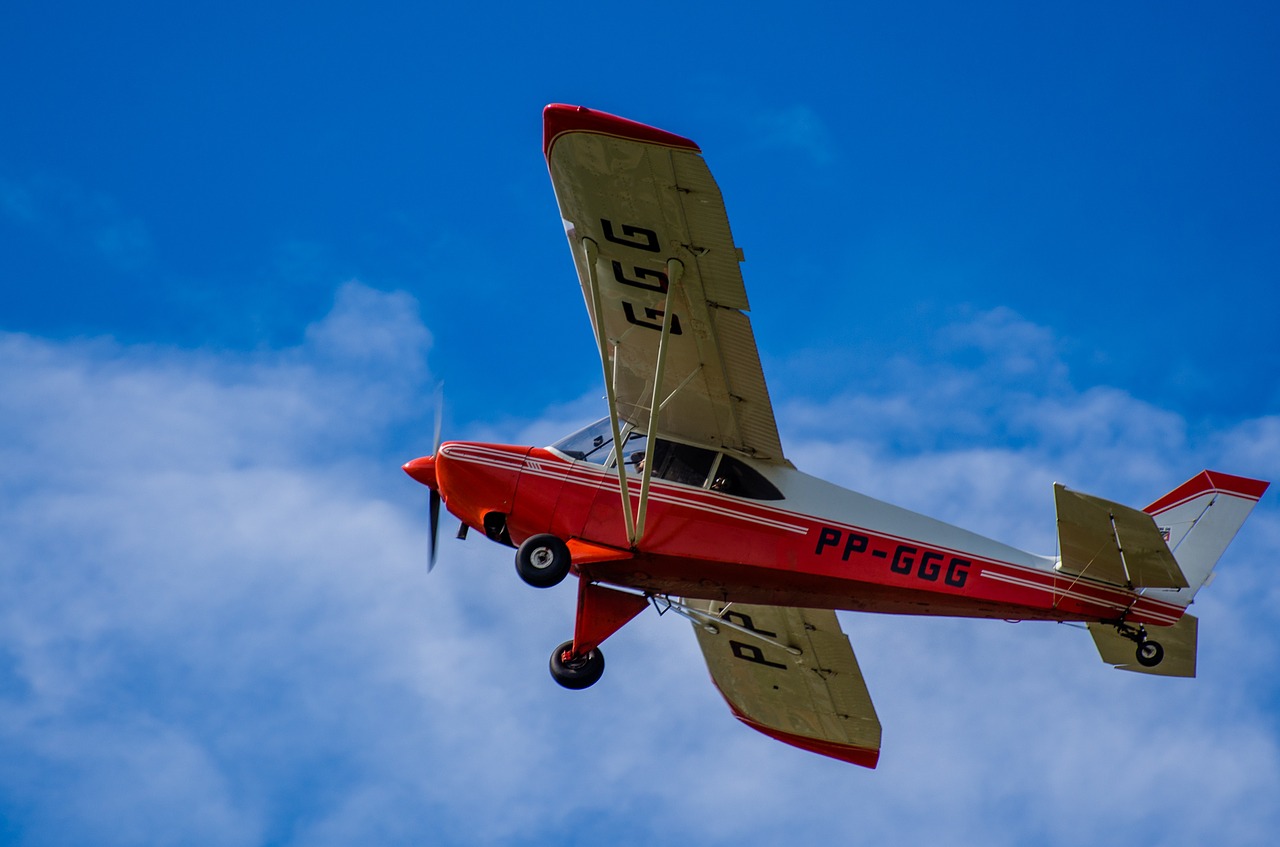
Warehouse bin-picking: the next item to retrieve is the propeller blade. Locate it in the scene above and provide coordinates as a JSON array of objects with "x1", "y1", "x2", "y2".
[
  {"x1": 428, "y1": 488, "x2": 441, "y2": 572},
  {"x1": 427, "y1": 384, "x2": 445, "y2": 571},
  {"x1": 432, "y1": 384, "x2": 444, "y2": 454}
]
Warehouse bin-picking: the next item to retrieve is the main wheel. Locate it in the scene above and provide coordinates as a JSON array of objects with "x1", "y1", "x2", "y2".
[
  {"x1": 515, "y1": 534, "x2": 571, "y2": 588},
  {"x1": 549, "y1": 640, "x2": 605, "y2": 690},
  {"x1": 1135, "y1": 640, "x2": 1165, "y2": 667}
]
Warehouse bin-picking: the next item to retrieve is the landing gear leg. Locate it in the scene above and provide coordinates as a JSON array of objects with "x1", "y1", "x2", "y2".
[{"x1": 547, "y1": 578, "x2": 649, "y2": 690}]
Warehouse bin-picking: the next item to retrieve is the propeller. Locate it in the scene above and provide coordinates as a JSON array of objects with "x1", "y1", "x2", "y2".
[
  {"x1": 402, "y1": 388, "x2": 447, "y2": 571},
  {"x1": 428, "y1": 486, "x2": 441, "y2": 570},
  {"x1": 427, "y1": 390, "x2": 444, "y2": 571}
]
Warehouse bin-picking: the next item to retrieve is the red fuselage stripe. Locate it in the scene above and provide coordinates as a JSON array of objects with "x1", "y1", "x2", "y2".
[{"x1": 442, "y1": 444, "x2": 1187, "y2": 626}]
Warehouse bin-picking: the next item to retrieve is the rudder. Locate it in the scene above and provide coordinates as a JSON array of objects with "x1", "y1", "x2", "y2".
[{"x1": 1142, "y1": 470, "x2": 1268, "y2": 607}]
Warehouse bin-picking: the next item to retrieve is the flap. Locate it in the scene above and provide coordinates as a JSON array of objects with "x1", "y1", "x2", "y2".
[
  {"x1": 1055, "y1": 483, "x2": 1189, "y2": 589},
  {"x1": 685, "y1": 599, "x2": 881, "y2": 767}
]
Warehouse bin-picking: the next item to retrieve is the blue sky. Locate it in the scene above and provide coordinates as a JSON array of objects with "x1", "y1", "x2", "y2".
[{"x1": 2, "y1": 2, "x2": 1278, "y2": 845}]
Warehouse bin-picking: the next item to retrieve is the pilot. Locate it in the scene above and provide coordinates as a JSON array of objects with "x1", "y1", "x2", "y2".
[{"x1": 630, "y1": 451, "x2": 646, "y2": 473}]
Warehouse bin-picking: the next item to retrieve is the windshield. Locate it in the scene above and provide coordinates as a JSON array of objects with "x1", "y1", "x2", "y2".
[{"x1": 549, "y1": 418, "x2": 616, "y2": 464}]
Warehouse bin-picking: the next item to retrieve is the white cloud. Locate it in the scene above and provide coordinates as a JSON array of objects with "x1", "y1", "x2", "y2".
[
  {"x1": 0, "y1": 297, "x2": 1275, "y2": 845},
  {"x1": 304, "y1": 281, "x2": 431, "y2": 371},
  {"x1": 1216, "y1": 415, "x2": 1280, "y2": 483},
  {"x1": 768, "y1": 308, "x2": 1280, "y2": 844}
]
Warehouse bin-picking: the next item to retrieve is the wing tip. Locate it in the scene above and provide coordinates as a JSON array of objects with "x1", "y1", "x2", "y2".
[
  {"x1": 733, "y1": 711, "x2": 881, "y2": 769},
  {"x1": 543, "y1": 103, "x2": 701, "y2": 158},
  {"x1": 722, "y1": 699, "x2": 880, "y2": 769}
]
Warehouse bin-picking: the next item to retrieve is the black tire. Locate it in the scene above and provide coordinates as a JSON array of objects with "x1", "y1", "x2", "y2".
[
  {"x1": 1136, "y1": 640, "x2": 1165, "y2": 667},
  {"x1": 515, "y1": 534, "x2": 571, "y2": 588},
  {"x1": 549, "y1": 640, "x2": 605, "y2": 690}
]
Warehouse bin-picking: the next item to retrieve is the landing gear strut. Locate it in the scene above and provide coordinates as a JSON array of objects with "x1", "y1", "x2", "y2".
[
  {"x1": 549, "y1": 640, "x2": 605, "y2": 689},
  {"x1": 547, "y1": 577, "x2": 650, "y2": 690}
]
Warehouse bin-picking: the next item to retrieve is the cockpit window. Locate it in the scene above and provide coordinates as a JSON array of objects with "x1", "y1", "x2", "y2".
[
  {"x1": 549, "y1": 418, "x2": 615, "y2": 464},
  {"x1": 655, "y1": 441, "x2": 717, "y2": 487},
  {"x1": 710, "y1": 455, "x2": 784, "y2": 500},
  {"x1": 622, "y1": 435, "x2": 716, "y2": 488},
  {"x1": 552, "y1": 420, "x2": 783, "y2": 500}
]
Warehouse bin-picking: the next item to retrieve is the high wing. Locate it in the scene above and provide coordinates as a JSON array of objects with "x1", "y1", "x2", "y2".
[
  {"x1": 684, "y1": 599, "x2": 882, "y2": 768},
  {"x1": 544, "y1": 104, "x2": 786, "y2": 464}
]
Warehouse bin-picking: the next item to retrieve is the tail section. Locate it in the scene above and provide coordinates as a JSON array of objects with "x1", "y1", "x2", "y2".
[
  {"x1": 1142, "y1": 470, "x2": 1269, "y2": 607},
  {"x1": 1089, "y1": 613, "x2": 1199, "y2": 677},
  {"x1": 1079, "y1": 470, "x2": 1266, "y2": 677}
]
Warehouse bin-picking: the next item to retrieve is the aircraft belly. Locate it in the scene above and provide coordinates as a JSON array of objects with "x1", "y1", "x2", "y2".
[{"x1": 584, "y1": 554, "x2": 1091, "y2": 621}]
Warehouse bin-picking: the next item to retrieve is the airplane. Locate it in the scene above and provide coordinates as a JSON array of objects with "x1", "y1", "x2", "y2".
[{"x1": 402, "y1": 103, "x2": 1269, "y2": 768}]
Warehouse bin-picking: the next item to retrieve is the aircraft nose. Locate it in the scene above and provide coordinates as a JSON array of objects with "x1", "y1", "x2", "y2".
[{"x1": 402, "y1": 455, "x2": 438, "y2": 489}]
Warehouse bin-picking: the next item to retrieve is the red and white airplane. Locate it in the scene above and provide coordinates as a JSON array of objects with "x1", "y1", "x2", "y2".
[{"x1": 403, "y1": 104, "x2": 1269, "y2": 768}]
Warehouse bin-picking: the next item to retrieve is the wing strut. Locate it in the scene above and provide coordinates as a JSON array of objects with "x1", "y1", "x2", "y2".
[
  {"x1": 653, "y1": 596, "x2": 803, "y2": 656},
  {"x1": 633, "y1": 258, "x2": 684, "y2": 543},
  {"x1": 657, "y1": 364, "x2": 704, "y2": 416},
  {"x1": 1108, "y1": 511, "x2": 1135, "y2": 589},
  {"x1": 581, "y1": 236, "x2": 685, "y2": 548},
  {"x1": 582, "y1": 236, "x2": 637, "y2": 546}
]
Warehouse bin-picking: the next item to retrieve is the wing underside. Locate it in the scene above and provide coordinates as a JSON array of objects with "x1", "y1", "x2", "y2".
[
  {"x1": 544, "y1": 104, "x2": 786, "y2": 464},
  {"x1": 685, "y1": 599, "x2": 882, "y2": 768}
]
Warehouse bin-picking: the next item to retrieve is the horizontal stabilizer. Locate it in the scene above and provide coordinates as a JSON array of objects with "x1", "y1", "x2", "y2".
[
  {"x1": 1055, "y1": 483, "x2": 1188, "y2": 589},
  {"x1": 1088, "y1": 614, "x2": 1198, "y2": 677},
  {"x1": 686, "y1": 599, "x2": 881, "y2": 768}
]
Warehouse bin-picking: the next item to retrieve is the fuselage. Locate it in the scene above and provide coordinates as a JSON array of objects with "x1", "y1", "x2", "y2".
[{"x1": 423, "y1": 437, "x2": 1186, "y2": 629}]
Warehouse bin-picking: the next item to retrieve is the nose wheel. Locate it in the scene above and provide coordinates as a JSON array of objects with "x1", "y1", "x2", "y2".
[
  {"x1": 549, "y1": 640, "x2": 605, "y2": 689},
  {"x1": 515, "y1": 534, "x2": 571, "y2": 588}
]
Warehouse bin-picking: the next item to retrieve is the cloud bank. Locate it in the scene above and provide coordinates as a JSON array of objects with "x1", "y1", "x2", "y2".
[{"x1": 0, "y1": 287, "x2": 1276, "y2": 845}]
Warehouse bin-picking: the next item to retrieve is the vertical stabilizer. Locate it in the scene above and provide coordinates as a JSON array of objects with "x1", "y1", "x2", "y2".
[{"x1": 1142, "y1": 471, "x2": 1268, "y2": 607}]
